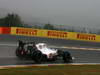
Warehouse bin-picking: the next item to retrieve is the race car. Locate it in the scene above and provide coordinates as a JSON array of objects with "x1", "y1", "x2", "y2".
[{"x1": 16, "y1": 41, "x2": 73, "y2": 63}]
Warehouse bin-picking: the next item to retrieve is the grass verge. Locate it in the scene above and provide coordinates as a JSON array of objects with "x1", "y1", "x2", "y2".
[{"x1": 0, "y1": 65, "x2": 100, "y2": 75}]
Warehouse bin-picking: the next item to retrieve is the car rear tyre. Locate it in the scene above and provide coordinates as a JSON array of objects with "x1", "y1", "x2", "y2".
[
  {"x1": 33, "y1": 50, "x2": 43, "y2": 63},
  {"x1": 15, "y1": 47, "x2": 26, "y2": 59}
]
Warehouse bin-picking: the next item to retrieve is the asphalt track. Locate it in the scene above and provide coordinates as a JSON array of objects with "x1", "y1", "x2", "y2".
[{"x1": 0, "y1": 34, "x2": 100, "y2": 65}]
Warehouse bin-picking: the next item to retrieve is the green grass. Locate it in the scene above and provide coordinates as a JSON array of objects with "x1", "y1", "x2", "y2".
[{"x1": 0, "y1": 65, "x2": 100, "y2": 75}]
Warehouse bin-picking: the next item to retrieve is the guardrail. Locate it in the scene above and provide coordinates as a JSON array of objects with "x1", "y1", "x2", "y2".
[{"x1": 0, "y1": 27, "x2": 100, "y2": 43}]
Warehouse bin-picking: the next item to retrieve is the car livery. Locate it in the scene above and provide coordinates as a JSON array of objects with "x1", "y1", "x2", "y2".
[{"x1": 16, "y1": 41, "x2": 73, "y2": 63}]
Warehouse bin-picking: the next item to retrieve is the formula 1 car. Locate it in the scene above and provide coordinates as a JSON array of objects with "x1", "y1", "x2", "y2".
[{"x1": 16, "y1": 41, "x2": 73, "y2": 63}]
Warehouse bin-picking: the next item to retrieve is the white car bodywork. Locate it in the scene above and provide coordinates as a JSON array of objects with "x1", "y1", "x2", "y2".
[{"x1": 36, "y1": 43, "x2": 57, "y2": 58}]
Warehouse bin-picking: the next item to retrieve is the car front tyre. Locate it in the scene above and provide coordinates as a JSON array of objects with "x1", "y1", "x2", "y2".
[{"x1": 63, "y1": 51, "x2": 73, "y2": 63}]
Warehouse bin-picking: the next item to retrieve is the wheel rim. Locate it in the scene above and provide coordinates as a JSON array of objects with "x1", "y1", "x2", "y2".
[{"x1": 34, "y1": 51, "x2": 42, "y2": 62}]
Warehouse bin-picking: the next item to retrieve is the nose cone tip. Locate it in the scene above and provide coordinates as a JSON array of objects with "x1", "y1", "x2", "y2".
[{"x1": 72, "y1": 57, "x2": 75, "y2": 60}]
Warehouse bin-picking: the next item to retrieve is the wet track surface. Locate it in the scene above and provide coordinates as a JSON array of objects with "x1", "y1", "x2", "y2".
[
  {"x1": 0, "y1": 45, "x2": 100, "y2": 65},
  {"x1": 0, "y1": 34, "x2": 100, "y2": 65}
]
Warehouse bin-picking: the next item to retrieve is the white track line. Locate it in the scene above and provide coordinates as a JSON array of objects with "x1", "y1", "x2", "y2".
[
  {"x1": 50, "y1": 46, "x2": 100, "y2": 51},
  {"x1": 0, "y1": 43, "x2": 17, "y2": 46}
]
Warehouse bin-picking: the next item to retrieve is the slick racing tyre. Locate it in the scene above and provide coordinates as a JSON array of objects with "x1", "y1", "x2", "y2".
[
  {"x1": 33, "y1": 50, "x2": 43, "y2": 63},
  {"x1": 63, "y1": 51, "x2": 73, "y2": 63},
  {"x1": 57, "y1": 50, "x2": 63, "y2": 56},
  {"x1": 15, "y1": 48, "x2": 26, "y2": 59}
]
